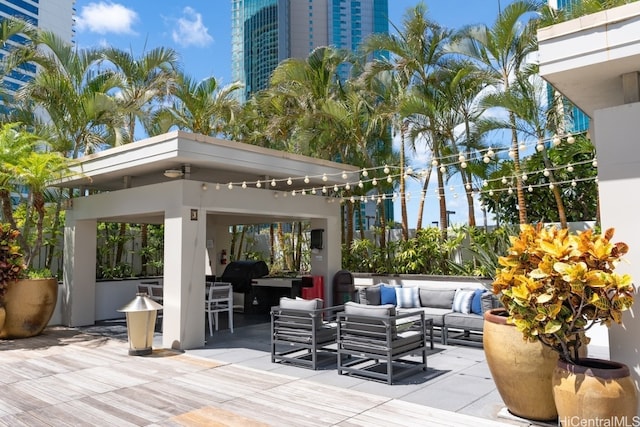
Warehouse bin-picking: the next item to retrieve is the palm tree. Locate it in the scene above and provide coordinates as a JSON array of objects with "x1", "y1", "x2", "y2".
[
  {"x1": 480, "y1": 67, "x2": 569, "y2": 228},
  {"x1": 101, "y1": 46, "x2": 179, "y2": 143},
  {"x1": 164, "y1": 71, "x2": 242, "y2": 137},
  {"x1": 454, "y1": 0, "x2": 541, "y2": 224},
  {"x1": 16, "y1": 30, "x2": 123, "y2": 157},
  {"x1": 362, "y1": 2, "x2": 451, "y2": 239},
  {"x1": 0, "y1": 124, "x2": 72, "y2": 267}
]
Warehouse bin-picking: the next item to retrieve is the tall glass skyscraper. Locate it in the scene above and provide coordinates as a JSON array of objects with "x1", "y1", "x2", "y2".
[
  {"x1": 232, "y1": 0, "x2": 388, "y2": 101},
  {"x1": 0, "y1": 0, "x2": 75, "y2": 99}
]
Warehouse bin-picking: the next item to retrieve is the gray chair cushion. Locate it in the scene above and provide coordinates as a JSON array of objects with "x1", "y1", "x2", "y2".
[
  {"x1": 344, "y1": 301, "x2": 395, "y2": 317},
  {"x1": 279, "y1": 297, "x2": 322, "y2": 311},
  {"x1": 419, "y1": 288, "x2": 456, "y2": 309}
]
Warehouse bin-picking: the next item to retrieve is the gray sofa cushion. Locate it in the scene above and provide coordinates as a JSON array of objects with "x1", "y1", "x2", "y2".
[
  {"x1": 277, "y1": 297, "x2": 324, "y2": 329},
  {"x1": 419, "y1": 288, "x2": 456, "y2": 309},
  {"x1": 398, "y1": 307, "x2": 452, "y2": 327},
  {"x1": 444, "y1": 312, "x2": 484, "y2": 330}
]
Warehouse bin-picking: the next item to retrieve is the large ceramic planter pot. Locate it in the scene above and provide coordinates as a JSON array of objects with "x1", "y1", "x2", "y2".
[
  {"x1": 483, "y1": 308, "x2": 559, "y2": 421},
  {"x1": 0, "y1": 278, "x2": 58, "y2": 339},
  {"x1": 553, "y1": 358, "x2": 637, "y2": 425}
]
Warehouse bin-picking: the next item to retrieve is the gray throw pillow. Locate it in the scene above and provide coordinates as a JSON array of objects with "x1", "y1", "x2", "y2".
[
  {"x1": 279, "y1": 297, "x2": 322, "y2": 311},
  {"x1": 358, "y1": 283, "x2": 383, "y2": 305},
  {"x1": 419, "y1": 288, "x2": 456, "y2": 309}
]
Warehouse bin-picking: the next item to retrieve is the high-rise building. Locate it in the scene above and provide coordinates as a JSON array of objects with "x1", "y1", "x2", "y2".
[
  {"x1": 232, "y1": 0, "x2": 389, "y2": 101},
  {"x1": 547, "y1": 0, "x2": 590, "y2": 133},
  {"x1": 0, "y1": 0, "x2": 75, "y2": 99}
]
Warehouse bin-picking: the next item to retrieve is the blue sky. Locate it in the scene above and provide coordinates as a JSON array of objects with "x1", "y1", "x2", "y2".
[{"x1": 73, "y1": 0, "x2": 515, "y2": 227}]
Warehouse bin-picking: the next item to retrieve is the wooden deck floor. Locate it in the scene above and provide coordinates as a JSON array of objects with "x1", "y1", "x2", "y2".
[{"x1": 0, "y1": 327, "x2": 518, "y2": 426}]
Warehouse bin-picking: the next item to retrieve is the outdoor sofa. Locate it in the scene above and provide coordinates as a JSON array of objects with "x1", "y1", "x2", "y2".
[{"x1": 354, "y1": 276, "x2": 500, "y2": 346}]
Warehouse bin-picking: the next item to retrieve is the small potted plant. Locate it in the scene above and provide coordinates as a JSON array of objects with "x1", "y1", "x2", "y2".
[{"x1": 492, "y1": 224, "x2": 636, "y2": 423}]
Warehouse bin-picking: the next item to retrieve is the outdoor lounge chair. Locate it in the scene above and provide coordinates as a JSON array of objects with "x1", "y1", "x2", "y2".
[
  {"x1": 271, "y1": 297, "x2": 343, "y2": 370},
  {"x1": 336, "y1": 301, "x2": 428, "y2": 384}
]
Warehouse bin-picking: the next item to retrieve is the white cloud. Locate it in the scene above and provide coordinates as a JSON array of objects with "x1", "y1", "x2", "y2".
[
  {"x1": 76, "y1": 2, "x2": 138, "y2": 35},
  {"x1": 172, "y1": 7, "x2": 213, "y2": 47}
]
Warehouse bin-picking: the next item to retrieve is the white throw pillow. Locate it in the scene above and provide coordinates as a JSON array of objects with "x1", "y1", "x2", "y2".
[
  {"x1": 452, "y1": 289, "x2": 475, "y2": 314},
  {"x1": 395, "y1": 287, "x2": 420, "y2": 308}
]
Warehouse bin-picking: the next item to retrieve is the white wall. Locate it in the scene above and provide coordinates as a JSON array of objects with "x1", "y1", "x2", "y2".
[{"x1": 594, "y1": 102, "x2": 640, "y2": 403}]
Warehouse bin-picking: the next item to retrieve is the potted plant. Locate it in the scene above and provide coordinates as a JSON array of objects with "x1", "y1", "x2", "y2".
[
  {"x1": 492, "y1": 224, "x2": 636, "y2": 423},
  {"x1": 0, "y1": 224, "x2": 58, "y2": 338}
]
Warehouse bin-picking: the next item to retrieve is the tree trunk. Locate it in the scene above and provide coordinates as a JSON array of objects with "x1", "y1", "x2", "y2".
[
  {"x1": 400, "y1": 123, "x2": 409, "y2": 241},
  {"x1": 510, "y1": 112, "x2": 528, "y2": 224}
]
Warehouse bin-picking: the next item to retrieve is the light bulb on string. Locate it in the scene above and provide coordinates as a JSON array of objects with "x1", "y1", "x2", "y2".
[
  {"x1": 361, "y1": 169, "x2": 368, "y2": 177},
  {"x1": 372, "y1": 178, "x2": 377, "y2": 186},
  {"x1": 341, "y1": 171, "x2": 348, "y2": 180},
  {"x1": 461, "y1": 162, "x2": 467, "y2": 168},
  {"x1": 361, "y1": 195, "x2": 366, "y2": 202},
  {"x1": 333, "y1": 184, "x2": 339, "y2": 192},
  {"x1": 304, "y1": 175, "x2": 309, "y2": 184},
  {"x1": 465, "y1": 184, "x2": 471, "y2": 190},
  {"x1": 571, "y1": 180, "x2": 577, "y2": 187},
  {"x1": 406, "y1": 166, "x2": 413, "y2": 175},
  {"x1": 592, "y1": 158, "x2": 598, "y2": 167},
  {"x1": 291, "y1": 190, "x2": 296, "y2": 196},
  {"x1": 522, "y1": 174, "x2": 528, "y2": 181},
  {"x1": 567, "y1": 164, "x2": 574, "y2": 173},
  {"x1": 528, "y1": 185, "x2": 534, "y2": 192},
  {"x1": 387, "y1": 175, "x2": 392, "y2": 183},
  {"x1": 350, "y1": 196, "x2": 355, "y2": 203},
  {"x1": 311, "y1": 187, "x2": 317, "y2": 195},
  {"x1": 483, "y1": 156, "x2": 490, "y2": 163},
  {"x1": 271, "y1": 179, "x2": 276, "y2": 187},
  {"x1": 439, "y1": 166, "x2": 446, "y2": 173},
  {"x1": 377, "y1": 197, "x2": 382, "y2": 204},
  {"x1": 322, "y1": 186, "x2": 327, "y2": 193},
  {"x1": 501, "y1": 177, "x2": 508, "y2": 184},
  {"x1": 382, "y1": 194, "x2": 387, "y2": 200},
  {"x1": 458, "y1": 153, "x2": 465, "y2": 162},
  {"x1": 383, "y1": 164, "x2": 390, "y2": 174},
  {"x1": 370, "y1": 194, "x2": 376, "y2": 201},
  {"x1": 549, "y1": 183, "x2": 554, "y2": 190},
  {"x1": 536, "y1": 143, "x2": 544, "y2": 152},
  {"x1": 487, "y1": 148, "x2": 495, "y2": 157},
  {"x1": 519, "y1": 142, "x2": 526, "y2": 151},
  {"x1": 358, "y1": 180, "x2": 364, "y2": 188},
  {"x1": 322, "y1": 173, "x2": 328, "y2": 182},
  {"x1": 301, "y1": 189, "x2": 306, "y2": 195},
  {"x1": 508, "y1": 187, "x2": 513, "y2": 195},
  {"x1": 483, "y1": 180, "x2": 488, "y2": 187},
  {"x1": 256, "y1": 180, "x2": 261, "y2": 188},
  {"x1": 242, "y1": 181, "x2": 247, "y2": 189},
  {"x1": 345, "y1": 183, "x2": 351, "y2": 190},
  {"x1": 553, "y1": 135, "x2": 561, "y2": 146},
  {"x1": 228, "y1": 182, "x2": 233, "y2": 190},
  {"x1": 543, "y1": 168, "x2": 550, "y2": 177},
  {"x1": 508, "y1": 150, "x2": 515, "y2": 159},
  {"x1": 489, "y1": 190, "x2": 494, "y2": 196},
  {"x1": 431, "y1": 159, "x2": 438, "y2": 166},
  {"x1": 286, "y1": 177, "x2": 292, "y2": 185},
  {"x1": 567, "y1": 135, "x2": 575, "y2": 144}
]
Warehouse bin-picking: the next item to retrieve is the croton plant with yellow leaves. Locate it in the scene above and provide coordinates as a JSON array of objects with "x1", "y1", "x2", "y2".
[{"x1": 492, "y1": 224, "x2": 635, "y2": 364}]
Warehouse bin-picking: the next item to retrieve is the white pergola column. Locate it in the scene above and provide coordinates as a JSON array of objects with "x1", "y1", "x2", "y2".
[
  {"x1": 594, "y1": 102, "x2": 640, "y2": 403},
  {"x1": 62, "y1": 216, "x2": 97, "y2": 326},
  {"x1": 162, "y1": 205, "x2": 207, "y2": 350},
  {"x1": 310, "y1": 216, "x2": 341, "y2": 306}
]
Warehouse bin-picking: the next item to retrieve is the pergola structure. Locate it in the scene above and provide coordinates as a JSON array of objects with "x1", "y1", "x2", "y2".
[{"x1": 56, "y1": 131, "x2": 360, "y2": 350}]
